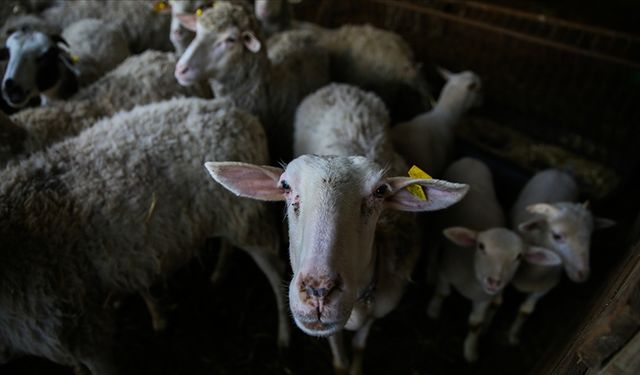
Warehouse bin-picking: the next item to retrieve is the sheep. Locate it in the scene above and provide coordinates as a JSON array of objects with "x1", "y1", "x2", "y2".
[
  {"x1": 252, "y1": 1, "x2": 432, "y2": 123},
  {"x1": 0, "y1": 19, "x2": 130, "y2": 108},
  {"x1": 426, "y1": 157, "x2": 561, "y2": 362},
  {"x1": 3, "y1": 50, "x2": 210, "y2": 166},
  {"x1": 507, "y1": 169, "x2": 615, "y2": 344},
  {"x1": 206, "y1": 83, "x2": 469, "y2": 374},
  {"x1": 165, "y1": 0, "x2": 211, "y2": 56},
  {"x1": 40, "y1": 0, "x2": 173, "y2": 54},
  {"x1": 0, "y1": 96, "x2": 290, "y2": 374},
  {"x1": 174, "y1": 0, "x2": 330, "y2": 162},
  {"x1": 390, "y1": 68, "x2": 483, "y2": 177}
]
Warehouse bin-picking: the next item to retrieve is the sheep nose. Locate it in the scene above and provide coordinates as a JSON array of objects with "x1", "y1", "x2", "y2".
[
  {"x1": 299, "y1": 275, "x2": 341, "y2": 307},
  {"x1": 486, "y1": 277, "x2": 501, "y2": 288},
  {"x1": 576, "y1": 270, "x2": 588, "y2": 282},
  {"x1": 175, "y1": 63, "x2": 189, "y2": 76},
  {"x1": 3, "y1": 79, "x2": 26, "y2": 105}
]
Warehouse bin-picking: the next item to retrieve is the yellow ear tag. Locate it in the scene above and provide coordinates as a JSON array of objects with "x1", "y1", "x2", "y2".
[
  {"x1": 406, "y1": 165, "x2": 432, "y2": 201},
  {"x1": 153, "y1": 1, "x2": 168, "y2": 12},
  {"x1": 70, "y1": 54, "x2": 80, "y2": 64},
  {"x1": 196, "y1": 8, "x2": 203, "y2": 17}
]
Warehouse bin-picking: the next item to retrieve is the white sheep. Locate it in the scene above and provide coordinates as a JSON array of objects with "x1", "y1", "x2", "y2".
[
  {"x1": 0, "y1": 97, "x2": 290, "y2": 374},
  {"x1": 174, "y1": 0, "x2": 330, "y2": 162},
  {"x1": 390, "y1": 68, "x2": 483, "y2": 177},
  {"x1": 427, "y1": 157, "x2": 561, "y2": 362},
  {"x1": 3, "y1": 50, "x2": 210, "y2": 166},
  {"x1": 508, "y1": 169, "x2": 615, "y2": 344},
  {"x1": 1, "y1": 19, "x2": 130, "y2": 108},
  {"x1": 206, "y1": 83, "x2": 469, "y2": 374},
  {"x1": 252, "y1": 1, "x2": 432, "y2": 122},
  {"x1": 41, "y1": 0, "x2": 173, "y2": 54}
]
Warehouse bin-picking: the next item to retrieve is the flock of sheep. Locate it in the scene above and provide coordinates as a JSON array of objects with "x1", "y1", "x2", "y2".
[{"x1": 0, "y1": 0, "x2": 615, "y2": 374}]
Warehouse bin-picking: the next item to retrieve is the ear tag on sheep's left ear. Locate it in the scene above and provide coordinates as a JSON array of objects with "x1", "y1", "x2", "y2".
[
  {"x1": 70, "y1": 54, "x2": 79, "y2": 64},
  {"x1": 196, "y1": 8, "x2": 203, "y2": 17},
  {"x1": 153, "y1": 0, "x2": 169, "y2": 12},
  {"x1": 406, "y1": 165, "x2": 432, "y2": 201}
]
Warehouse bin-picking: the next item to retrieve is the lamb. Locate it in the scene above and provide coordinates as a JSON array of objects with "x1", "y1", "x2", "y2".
[
  {"x1": 40, "y1": 0, "x2": 173, "y2": 54},
  {"x1": 0, "y1": 97, "x2": 290, "y2": 374},
  {"x1": 426, "y1": 157, "x2": 561, "y2": 362},
  {"x1": 206, "y1": 83, "x2": 469, "y2": 374},
  {"x1": 508, "y1": 169, "x2": 615, "y2": 344},
  {"x1": 174, "y1": 0, "x2": 329, "y2": 162},
  {"x1": 1, "y1": 19, "x2": 130, "y2": 108},
  {"x1": 390, "y1": 68, "x2": 483, "y2": 177},
  {"x1": 3, "y1": 50, "x2": 210, "y2": 166}
]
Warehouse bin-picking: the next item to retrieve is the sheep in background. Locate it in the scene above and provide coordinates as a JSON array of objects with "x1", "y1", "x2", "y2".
[
  {"x1": 41, "y1": 0, "x2": 173, "y2": 53},
  {"x1": 206, "y1": 83, "x2": 469, "y2": 374},
  {"x1": 166, "y1": 0, "x2": 211, "y2": 56},
  {"x1": 0, "y1": 97, "x2": 290, "y2": 374},
  {"x1": 3, "y1": 50, "x2": 210, "y2": 166},
  {"x1": 252, "y1": 0, "x2": 432, "y2": 122},
  {"x1": 427, "y1": 157, "x2": 561, "y2": 362},
  {"x1": 391, "y1": 68, "x2": 483, "y2": 178},
  {"x1": 508, "y1": 169, "x2": 615, "y2": 344},
  {"x1": 175, "y1": 0, "x2": 329, "y2": 162},
  {"x1": 0, "y1": 19, "x2": 130, "y2": 108}
]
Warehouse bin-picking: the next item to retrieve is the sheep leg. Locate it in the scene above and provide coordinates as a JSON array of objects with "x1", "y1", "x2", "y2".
[
  {"x1": 350, "y1": 318, "x2": 374, "y2": 375},
  {"x1": 508, "y1": 291, "x2": 547, "y2": 345},
  {"x1": 141, "y1": 291, "x2": 167, "y2": 332},
  {"x1": 427, "y1": 274, "x2": 451, "y2": 319},
  {"x1": 463, "y1": 299, "x2": 490, "y2": 363},
  {"x1": 328, "y1": 331, "x2": 349, "y2": 375},
  {"x1": 210, "y1": 239, "x2": 234, "y2": 287},
  {"x1": 244, "y1": 247, "x2": 291, "y2": 349},
  {"x1": 480, "y1": 293, "x2": 503, "y2": 335}
]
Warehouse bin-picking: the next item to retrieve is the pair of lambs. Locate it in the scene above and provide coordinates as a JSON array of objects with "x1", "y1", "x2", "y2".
[
  {"x1": 0, "y1": 97, "x2": 290, "y2": 374},
  {"x1": 428, "y1": 160, "x2": 614, "y2": 362}
]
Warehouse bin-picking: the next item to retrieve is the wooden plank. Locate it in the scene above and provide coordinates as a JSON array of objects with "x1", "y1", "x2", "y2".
[{"x1": 598, "y1": 329, "x2": 640, "y2": 375}]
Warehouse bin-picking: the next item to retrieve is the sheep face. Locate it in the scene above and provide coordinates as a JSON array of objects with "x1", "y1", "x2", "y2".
[
  {"x1": 436, "y1": 69, "x2": 483, "y2": 112},
  {"x1": 205, "y1": 154, "x2": 469, "y2": 337},
  {"x1": 174, "y1": 3, "x2": 263, "y2": 86},
  {"x1": 254, "y1": 0, "x2": 285, "y2": 22},
  {"x1": 444, "y1": 227, "x2": 561, "y2": 294},
  {"x1": 168, "y1": 0, "x2": 208, "y2": 56},
  {"x1": 1, "y1": 29, "x2": 71, "y2": 108},
  {"x1": 518, "y1": 203, "x2": 613, "y2": 282}
]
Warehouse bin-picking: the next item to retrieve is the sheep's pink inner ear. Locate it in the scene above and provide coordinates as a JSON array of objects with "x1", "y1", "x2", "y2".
[
  {"x1": 384, "y1": 177, "x2": 469, "y2": 212},
  {"x1": 242, "y1": 31, "x2": 261, "y2": 53},
  {"x1": 524, "y1": 246, "x2": 562, "y2": 266},
  {"x1": 518, "y1": 218, "x2": 543, "y2": 233},
  {"x1": 177, "y1": 13, "x2": 197, "y2": 32},
  {"x1": 443, "y1": 227, "x2": 477, "y2": 247},
  {"x1": 204, "y1": 161, "x2": 285, "y2": 201}
]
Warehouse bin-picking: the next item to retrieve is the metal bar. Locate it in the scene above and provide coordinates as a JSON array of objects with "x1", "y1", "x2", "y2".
[{"x1": 369, "y1": 0, "x2": 640, "y2": 70}]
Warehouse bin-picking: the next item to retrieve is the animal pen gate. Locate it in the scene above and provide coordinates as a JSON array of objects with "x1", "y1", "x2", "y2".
[{"x1": 294, "y1": 0, "x2": 640, "y2": 373}]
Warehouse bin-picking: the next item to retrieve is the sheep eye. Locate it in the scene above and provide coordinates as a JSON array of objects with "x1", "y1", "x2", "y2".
[
  {"x1": 280, "y1": 180, "x2": 290, "y2": 191},
  {"x1": 225, "y1": 36, "x2": 237, "y2": 43},
  {"x1": 478, "y1": 242, "x2": 485, "y2": 252},
  {"x1": 373, "y1": 184, "x2": 389, "y2": 198},
  {"x1": 467, "y1": 82, "x2": 478, "y2": 91},
  {"x1": 551, "y1": 232, "x2": 564, "y2": 242},
  {"x1": 515, "y1": 253, "x2": 522, "y2": 261}
]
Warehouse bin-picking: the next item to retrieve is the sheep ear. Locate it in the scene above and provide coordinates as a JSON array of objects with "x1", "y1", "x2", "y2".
[
  {"x1": 524, "y1": 246, "x2": 562, "y2": 266},
  {"x1": 527, "y1": 203, "x2": 560, "y2": 218},
  {"x1": 0, "y1": 47, "x2": 8, "y2": 61},
  {"x1": 384, "y1": 177, "x2": 469, "y2": 212},
  {"x1": 242, "y1": 31, "x2": 261, "y2": 53},
  {"x1": 177, "y1": 13, "x2": 198, "y2": 32},
  {"x1": 204, "y1": 161, "x2": 285, "y2": 201},
  {"x1": 518, "y1": 218, "x2": 544, "y2": 233},
  {"x1": 594, "y1": 216, "x2": 615, "y2": 229},
  {"x1": 50, "y1": 34, "x2": 69, "y2": 47},
  {"x1": 435, "y1": 65, "x2": 453, "y2": 80},
  {"x1": 443, "y1": 227, "x2": 477, "y2": 247}
]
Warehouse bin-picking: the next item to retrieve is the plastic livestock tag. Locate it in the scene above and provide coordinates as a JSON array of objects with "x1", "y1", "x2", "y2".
[
  {"x1": 406, "y1": 165, "x2": 432, "y2": 201},
  {"x1": 153, "y1": 1, "x2": 169, "y2": 12}
]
